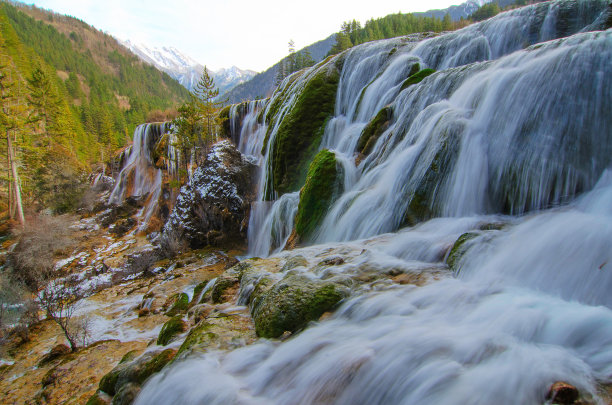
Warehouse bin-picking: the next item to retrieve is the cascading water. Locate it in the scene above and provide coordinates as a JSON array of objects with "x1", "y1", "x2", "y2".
[
  {"x1": 108, "y1": 122, "x2": 173, "y2": 232},
  {"x1": 135, "y1": 1, "x2": 612, "y2": 403}
]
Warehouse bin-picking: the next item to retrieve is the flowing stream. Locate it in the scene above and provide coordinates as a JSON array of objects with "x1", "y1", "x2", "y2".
[{"x1": 135, "y1": 1, "x2": 612, "y2": 403}]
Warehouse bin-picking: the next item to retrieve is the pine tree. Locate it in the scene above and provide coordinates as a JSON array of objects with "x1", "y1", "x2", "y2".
[
  {"x1": 192, "y1": 66, "x2": 223, "y2": 160},
  {"x1": 26, "y1": 66, "x2": 61, "y2": 149}
]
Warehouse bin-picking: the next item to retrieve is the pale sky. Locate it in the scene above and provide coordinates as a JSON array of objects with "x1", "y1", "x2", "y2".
[{"x1": 22, "y1": 0, "x2": 464, "y2": 72}]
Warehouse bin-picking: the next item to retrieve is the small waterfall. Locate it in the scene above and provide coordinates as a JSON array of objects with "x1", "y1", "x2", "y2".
[{"x1": 108, "y1": 122, "x2": 171, "y2": 232}]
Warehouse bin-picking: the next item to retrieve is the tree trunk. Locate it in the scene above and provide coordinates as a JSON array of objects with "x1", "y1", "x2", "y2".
[{"x1": 7, "y1": 130, "x2": 24, "y2": 226}]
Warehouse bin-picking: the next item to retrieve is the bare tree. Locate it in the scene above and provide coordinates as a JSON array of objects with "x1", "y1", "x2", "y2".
[{"x1": 37, "y1": 280, "x2": 86, "y2": 352}]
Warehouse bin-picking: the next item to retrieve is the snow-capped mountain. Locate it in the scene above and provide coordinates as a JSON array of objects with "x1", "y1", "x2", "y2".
[{"x1": 120, "y1": 40, "x2": 256, "y2": 97}]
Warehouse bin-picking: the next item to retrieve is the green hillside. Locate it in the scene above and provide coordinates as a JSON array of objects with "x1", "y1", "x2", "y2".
[{"x1": 0, "y1": 1, "x2": 189, "y2": 215}]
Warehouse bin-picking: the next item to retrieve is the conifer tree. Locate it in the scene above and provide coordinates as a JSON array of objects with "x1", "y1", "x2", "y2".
[
  {"x1": 26, "y1": 67, "x2": 61, "y2": 149},
  {"x1": 192, "y1": 66, "x2": 223, "y2": 158}
]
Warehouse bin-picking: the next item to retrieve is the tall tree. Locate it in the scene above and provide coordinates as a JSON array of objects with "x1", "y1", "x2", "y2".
[{"x1": 0, "y1": 63, "x2": 25, "y2": 225}]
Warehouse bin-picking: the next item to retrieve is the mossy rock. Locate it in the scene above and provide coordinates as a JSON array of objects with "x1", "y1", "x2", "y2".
[
  {"x1": 177, "y1": 321, "x2": 217, "y2": 355},
  {"x1": 119, "y1": 350, "x2": 139, "y2": 365},
  {"x1": 403, "y1": 121, "x2": 463, "y2": 226},
  {"x1": 157, "y1": 316, "x2": 187, "y2": 346},
  {"x1": 210, "y1": 275, "x2": 240, "y2": 304},
  {"x1": 99, "y1": 364, "x2": 125, "y2": 396},
  {"x1": 113, "y1": 349, "x2": 176, "y2": 393},
  {"x1": 111, "y1": 382, "x2": 141, "y2": 405},
  {"x1": 446, "y1": 232, "x2": 479, "y2": 271},
  {"x1": 190, "y1": 279, "x2": 212, "y2": 306},
  {"x1": 281, "y1": 255, "x2": 309, "y2": 272},
  {"x1": 86, "y1": 390, "x2": 111, "y2": 405},
  {"x1": 356, "y1": 106, "x2": 394, "y2": 156},
  {"x1": 400, "y1": 68, "x2": 435, "y2": 92},
  {"x1": 165, "y1": 292, "x2": 189, "y2": 316},
  {"x1": 266, "y1": 65, "x2": 341, "y2": 195},
  {"x1": 250, "y1": 275, "x2": 347, "y2": 338},
  {"x1": 294, "y1": 149, "x2": 342, "y2": 240}
]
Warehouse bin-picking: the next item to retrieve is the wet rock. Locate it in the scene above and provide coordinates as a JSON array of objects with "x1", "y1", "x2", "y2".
[
  {"x1": 187, "y1": 303, "x2": 215, "y2": 324},
  {"x1": 38, "y1": 343, "x2": 71, "y2": 366},
  {"x1": 356, "y1": 106, "x2": 394, "y2": 156},
  {"x1": 546, "y1": 381, "x2": 579, "y2": 404},
  {"x1": 210, "y1": 275, "x2": 240, "y2": 304},
  {"x1": 100, "y1": 349, "x2": 176, "y2": 396},
  {"x1": 445, "y1": 232, "x2": 479, "y2": 271},
  {"x1": 164, "y1": 293, "x2": 189, "y2": 316},
  {"x1": 111, "y1": 382, "x2": 141, "y2": 405},
  {"x1": 160, "y1": 141, "x2": 257, "y2": 254},
  {"x1": 86, "y1": 390, "x2": 112, "y2": 405},
  {"x1": 281, "y1": 255, "x2": 309, "y2": 272},
  {"x1": 319, "y1": 256, "x2": 345, "y2": 266},
  {"x1": 109, "y1": 218, "x2": 136, "y2": 237},
  {"x1": 157, "y1": 316, "x2": 187, "y2": 346},
  {"x1": 250, "y1": 274, "x2": 348, "y2": 338}
]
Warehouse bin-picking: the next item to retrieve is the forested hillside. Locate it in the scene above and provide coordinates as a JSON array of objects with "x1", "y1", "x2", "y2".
[{"x1": 0, "y1": 1, "x2": 189, "y2": 216}]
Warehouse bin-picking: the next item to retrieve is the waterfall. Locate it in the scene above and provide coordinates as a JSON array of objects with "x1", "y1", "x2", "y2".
[
  {"x1": 233, "y1": 0, "x2": 611, "y2": 255},
  {"x1": 108, "y1": 122, "x2": 171, "y2": 232},
  {"x1": 134, "y1": 2, "x2": 612, "y2": 403}
]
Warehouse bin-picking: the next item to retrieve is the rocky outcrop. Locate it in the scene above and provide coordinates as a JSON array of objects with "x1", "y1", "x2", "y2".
[{"x1": 160, "y1": 141, "x2": 257, "y2": 253}]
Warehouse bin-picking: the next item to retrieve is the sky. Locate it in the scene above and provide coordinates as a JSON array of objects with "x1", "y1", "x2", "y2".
[{"x1": 22, "y1": 0, "x2": 466, "y2": 72}]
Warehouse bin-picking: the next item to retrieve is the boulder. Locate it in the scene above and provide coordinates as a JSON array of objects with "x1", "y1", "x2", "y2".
[
  {"x1": 250, "y1": 274, "x2": 347, "y2": 338},
  {"x1": 545, "y1": 381, "x2": 579, "y2": 404},
  {"x1": 160, "y1": 141, "x2": 256, "y2": 253}
]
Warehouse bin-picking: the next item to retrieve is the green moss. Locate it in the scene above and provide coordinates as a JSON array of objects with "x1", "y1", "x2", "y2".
[
  {"x1": 250, "y1": 275, "x2": 346, "y2": 338},
  {"x1": 356, "y1": 106, "x2": 393, "y2": 155},
  {"x1": 85, "y1": 391, "x2": 111, "y2": 405},
  {"x1": 446, "y1": 232, "x2": 479, "y2": 271},
  {"x1": 218, "y1": 105, "x2": 232, "y2": 138},
  {"x1": 210, "y1": 275, "x2": 239, "y2": 303},
  {"x1": 99, "y1": 366, "x2": 122, "y2": 395},
  {"x1": 157, "y1": 316, "x2": 187, "y2": 346},
  {"x1": 165, "y1": 292, "x2": 189, "y2": 316},
  {"x1": 129, "y1": 349, "x2": 176, "y2": 386},
  {"x1": 119, "y1": 350, "x2": 139, "y2": 364},
  {"x1": 294, "y1": 149, "x2": 340, "y2": 240},
  {"x1": 177, "y1": 322, "x2": 217, "y2": 355},
  {"x1": 267, "y1": 66, "x2": 340, "y2": 195},
  {"x1": 400, "y1": 68, "x2": 435, "y2": 91},
  {"x1": 189, "y1": 279, "x2": 211, "y2": 306}
]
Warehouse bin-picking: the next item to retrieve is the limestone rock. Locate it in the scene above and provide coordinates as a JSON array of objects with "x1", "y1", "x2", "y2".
[{"x1": 160, "y1": 140, "x2": 256, "y2": 253}]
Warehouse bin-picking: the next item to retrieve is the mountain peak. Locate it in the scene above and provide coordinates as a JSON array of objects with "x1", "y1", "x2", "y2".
[{"x1": 119, "y1": 41, "x2": 256, "y2": 96}]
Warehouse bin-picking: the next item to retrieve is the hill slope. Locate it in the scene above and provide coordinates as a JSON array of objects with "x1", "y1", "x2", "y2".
[{"x1": 0, "y1": 1, "x2": 189, "y2": 214}]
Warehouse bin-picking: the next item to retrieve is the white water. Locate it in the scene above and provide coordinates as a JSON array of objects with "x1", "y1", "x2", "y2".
[
  {"x1": 108, "y1": 123, "x2": 171, "y2": 232},
  {"x1": 135, "y1": 1, "x2": 612, "y2": 403}
]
